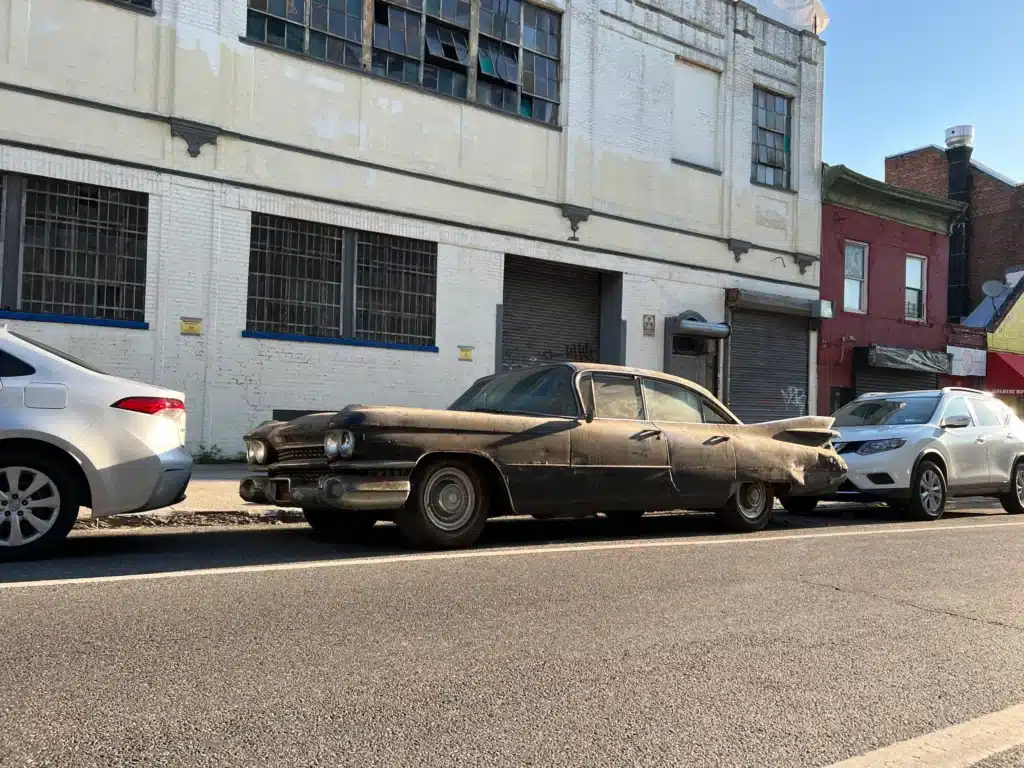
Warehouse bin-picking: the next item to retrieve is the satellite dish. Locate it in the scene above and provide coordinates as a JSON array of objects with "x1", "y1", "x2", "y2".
[{"x1": 983, "y1": 280, "x2": 1006, "y2": 298}]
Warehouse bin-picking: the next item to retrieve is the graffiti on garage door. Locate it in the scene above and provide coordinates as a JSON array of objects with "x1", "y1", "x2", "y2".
[{"x1": 501, "y1": 341, "x2": 598, "y2": 372}]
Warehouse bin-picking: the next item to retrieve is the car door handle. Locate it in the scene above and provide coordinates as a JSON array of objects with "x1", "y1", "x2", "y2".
[
  {"x1": 976, "y1": 437, "x2": 987, "y2": 443},
  {"x1": 704, "y1": 435, "x2": 730, "y2": 446},
  {"x1": 637, "y1": 428, "x2": 664, "y2": 440}
]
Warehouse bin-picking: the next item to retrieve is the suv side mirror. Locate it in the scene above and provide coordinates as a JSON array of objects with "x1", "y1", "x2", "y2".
[{"x1": 941, "y1": 414, "x2": 971, "y2": 429}]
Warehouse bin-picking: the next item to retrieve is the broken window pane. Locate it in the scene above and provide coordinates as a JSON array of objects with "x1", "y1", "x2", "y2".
[
  {"x1": 425, "y1": 0, "x2": 470, "y2": 28},
  {"x1": 750, "y1": 86, "x2": 792, "y2": 189},
  {"x1": 524, "y1": 3, "x2": 559, "y2": 56},
  {"x1": 479, "y1": 0, "x2": 521, "y2": 42},
  {"x1": 478, "y1": 37, "x2": 519, "y2": 83},
  {"x1": 374, "y1": 2, "x2": 421, "y2": 57},
  {"x1": 425, "y1": 23, "x2": 469, "y2": 65},
  {"x1": 522, "y1": 50, "x2": 557, "y2": 101}
]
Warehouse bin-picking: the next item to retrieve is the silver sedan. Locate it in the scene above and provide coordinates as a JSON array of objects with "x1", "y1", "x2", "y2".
[{"x1": 0, "y1": 325, "x2": 193, "y2": 559}]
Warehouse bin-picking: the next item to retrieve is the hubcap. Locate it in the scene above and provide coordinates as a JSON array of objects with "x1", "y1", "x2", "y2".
[
  {"x1": 423, "y1": 468, "x2": 476, "y2": 532},
  {"x1": 1015, "y1": 466, "x2": 1024, "y2": 506},
  {"x1": 736, "y1": 481, "x2": 768, "y2": 520},
  {"x1": 0, "y1": 467, "x2": 61, "y2": 548},
  {"x1": 919, "y1": 469, "x2": 943, "y2": 515}
]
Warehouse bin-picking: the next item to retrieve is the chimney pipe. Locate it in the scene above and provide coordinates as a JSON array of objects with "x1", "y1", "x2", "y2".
[{"x1": 946, "y1": 125, "x2": 974, "y2": 322}]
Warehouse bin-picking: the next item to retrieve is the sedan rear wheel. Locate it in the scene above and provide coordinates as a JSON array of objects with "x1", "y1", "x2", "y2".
[
  {"x1": 396, "y1": 459, "x2": 489, "y2": 549},
  {"x1": 908, "y1": 460, "x2": 946, "y2": 521},
  {"x1": 0, "y1": 454, "x2": 80, "y2": 561},
  {"x1": 717, "y1": 480, "x2": 775, "y2": 532},
  {"x1": 998, "y1": 461, "x2": 1024, "y2": 515}
]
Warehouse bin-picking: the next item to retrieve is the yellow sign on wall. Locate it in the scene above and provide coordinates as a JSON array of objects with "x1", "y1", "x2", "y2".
[
  {"x1": 180, "y1": 317, "x2": 203, "y2": 336},
  {"x1": 458, "y1": 346, "x2": 474, "y2": 362}
]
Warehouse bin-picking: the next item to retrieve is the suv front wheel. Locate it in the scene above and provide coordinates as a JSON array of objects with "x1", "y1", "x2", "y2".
[
  {"x1": 909, "y1": 460, "x2": 947, "y2": 521},
  {"x1": 998, "y1": 461, "x2": 1024, "y2": 515}
]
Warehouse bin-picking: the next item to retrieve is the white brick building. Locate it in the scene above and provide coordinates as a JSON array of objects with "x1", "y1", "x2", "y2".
[{"x1": 0, "y1": 0, "x2": 825, "y2": 452}]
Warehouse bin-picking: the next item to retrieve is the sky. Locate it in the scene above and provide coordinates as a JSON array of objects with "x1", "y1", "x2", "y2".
[{"x1": 820, "y1": 0, "x2": 1024, "y2": 184}]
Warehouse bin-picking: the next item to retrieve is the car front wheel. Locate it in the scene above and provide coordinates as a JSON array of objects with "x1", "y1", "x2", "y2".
[
  {"x1": 909, "y1": 460, "x2": 946, "y2": 521},
  {"x1": 998, "y1": 461, "x2": 1024, "y2": 515},
  {"x1": 0, "y1": 453, "x2": 80, "y2": 561},
  {"x1": 396, "y1": 459, "x2": 490, "y2": 549},
  {"x1": 717, "y1": 481, "x2": 775, "y2": 532}
]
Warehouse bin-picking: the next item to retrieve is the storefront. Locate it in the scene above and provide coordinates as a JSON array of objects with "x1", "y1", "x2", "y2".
[
  {"x1": 984, "y1": 351, "x2": 1024, "y2": 416},
  {"x1": 852, "y1": 344, "x2": 951, "y2": 396}
]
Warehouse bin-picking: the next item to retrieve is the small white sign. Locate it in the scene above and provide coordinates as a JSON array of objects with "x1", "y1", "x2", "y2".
[{"x1": 948, "y1": 345, "x2": 986, "y2": 377}]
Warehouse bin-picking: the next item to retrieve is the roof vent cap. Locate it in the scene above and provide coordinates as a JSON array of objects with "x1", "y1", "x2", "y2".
[{"x1": 946, "y1": 125, "x2": 975, "y2": 149}]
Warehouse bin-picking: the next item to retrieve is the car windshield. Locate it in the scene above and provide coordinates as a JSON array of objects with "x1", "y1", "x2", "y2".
[
  {"x1": 8, "y1": 330, "x2": 110, "y2": 376},
  {"x1": 450, "y1": 366, "x2": 579, "y2": 418},
  {"x1": 832, "y1": 395, "x2": 941, "y2": 427}
]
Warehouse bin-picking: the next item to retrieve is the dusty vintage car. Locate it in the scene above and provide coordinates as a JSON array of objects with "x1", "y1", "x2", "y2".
[{"x1": 239, "y1": 363, "x2": 847, "y2": 548}]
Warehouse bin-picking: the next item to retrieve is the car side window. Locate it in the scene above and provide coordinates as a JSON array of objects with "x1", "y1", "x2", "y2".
[
  {"x1": 643, "y1": 378, "x2": 703, "y2": 423},
  {"x1": 970, "y1": 398, "x2": 1003, "y2": 428},
  {"x1": 0, "y1": 350, "x2": 36, "y2": 377},
  {"x1": 589, "y1": 374, "x2": 644, "y2": 420},
  {"x1": 702, "y1": 400, "x2": 730, "y2": 424},
  {"x1": 942, "y1": 397, "x2": 973, "y2": 426}
]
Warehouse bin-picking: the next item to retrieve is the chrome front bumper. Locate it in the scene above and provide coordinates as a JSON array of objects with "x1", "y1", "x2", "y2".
[{"x1": 240, "y1": 474, "x2": 411, "y2": 511}]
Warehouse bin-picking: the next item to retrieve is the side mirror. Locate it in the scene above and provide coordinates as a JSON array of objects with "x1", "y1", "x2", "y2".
[
  {"x1": 584, "y1": 376, "x2": 596, "y2": 424},
  {"x1": 941, "y1": 414, "x2": 971, "y2": 429}
]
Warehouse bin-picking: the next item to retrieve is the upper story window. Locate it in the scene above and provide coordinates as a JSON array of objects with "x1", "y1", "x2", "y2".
[
  {"x1": 905, "y1": 255, "x2": 926, "y2": 321},
  {"x1": 246, "y1": 212, "x2": 438, "y2": 348},
  {"x1": 246, "y1": 0, "x2": 560, "y2": 126},
  {"x1": 0, "y1": 174, "x2": 149, "y2": 324},
  {"x1": 843, "y1": 242, "x2": 867, "y2": 313},
  {"x1": 751, "y1": 87, "x2": 792, "y2": 189}
]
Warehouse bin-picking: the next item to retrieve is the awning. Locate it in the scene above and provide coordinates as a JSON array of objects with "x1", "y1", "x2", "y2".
[
  {"x1": 863, "y1": 344, "x2": 952, "y2": 375},
  {"x1": 986, "y1": 351, "x2": 1024, "y2": 395}
]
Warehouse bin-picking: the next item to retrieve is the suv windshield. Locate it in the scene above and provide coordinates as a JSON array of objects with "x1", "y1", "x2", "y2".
[
  {"x1": 833, "y1": 395, "x2": 941, "y2": 427},
  {"x1": 450, "y1": 366, "x2": 579, "y2": 418},
  {"x1": 8, "y1": 330, "x2": 109, "y2": 376}
]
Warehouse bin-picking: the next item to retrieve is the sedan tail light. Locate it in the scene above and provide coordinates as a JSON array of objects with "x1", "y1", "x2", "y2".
[{"x1": 111, "y1": 397, "x2": 186, "y2": 415}]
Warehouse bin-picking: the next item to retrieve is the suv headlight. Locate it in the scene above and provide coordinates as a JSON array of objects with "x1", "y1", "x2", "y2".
[
  {"x1": 246, "y1": 439, "x2": 269, "y2": 464},
  {"x1": 857, "y1": 438, "x2": 906, "y2": 455},
  {"x1": 325, "y1": 430, "x2": 355, "y2": 459}
]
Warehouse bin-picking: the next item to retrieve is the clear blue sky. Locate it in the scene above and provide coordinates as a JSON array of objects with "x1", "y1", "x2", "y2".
[{"x1": 821, "y1": 0, "x2": 1024, "y2": 184}]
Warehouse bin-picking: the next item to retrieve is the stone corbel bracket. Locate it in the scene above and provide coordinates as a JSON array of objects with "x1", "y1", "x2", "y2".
[
  {"x1": 561, "y1": 204, "x2": 592, "y2": 242},
  {"x1": 793, "y1": 253, "x2": 819, "y2": 275},
  {"x1": 170, "y1": 118, "x2": 221, "y2": 158},
  {"x1": 727, "y1": 239, "x2": 754, "y2": 263}
]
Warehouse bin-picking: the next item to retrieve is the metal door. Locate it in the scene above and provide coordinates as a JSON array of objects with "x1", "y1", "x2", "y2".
[
  {"x1": 728, "y1": 310, "x2": 809, "y2": 423},
  {"x1": 501, "y1": 255, "x2": 602, "y2": 372},
  {"x1": 855, "y1": 368, "x2": 939, "y2": 397}
]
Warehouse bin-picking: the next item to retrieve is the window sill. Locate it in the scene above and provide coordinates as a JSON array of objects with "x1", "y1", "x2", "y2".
[
  {"x1": 239, "y1": 37, "x2": 562, "y2": 133},
  {"x1": 242, "y1": 329, "x2": 439, "y2": 353},
  {"x1": 671, "y1": 158, "x2": 723, "y2": 176},
  {"x1": 750, "y1": 180, "x2": 798, "y2": 195},
  {"x1": 0, "y1": 310, "x2": 149, "y2": 330},
  {"x1": 88, "y1": 0, "x2": 156, "y2": 15}
]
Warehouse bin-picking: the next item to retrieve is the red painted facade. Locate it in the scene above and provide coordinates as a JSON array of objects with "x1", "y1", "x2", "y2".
[{"x1": 818, "y1": 203, "x2": 951, "y2": 415}]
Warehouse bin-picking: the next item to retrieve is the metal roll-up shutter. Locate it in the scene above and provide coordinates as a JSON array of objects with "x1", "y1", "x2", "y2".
[
  {"x1": 728, "y1": 309, "x2": 810, "y2": 423},
  {"x1": 501, "y1": 255, "x2": 602, "y2": 371},
  {"x1": 855, "y1": 367, "x2": 938, "y2": 396}
]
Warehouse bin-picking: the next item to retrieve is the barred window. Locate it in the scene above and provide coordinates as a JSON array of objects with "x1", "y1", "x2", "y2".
[
  {"x1": 246, "y1": 213, "x2": 345, "y2": 337},
  {"x1": 355, "y1": 232, "x2": 436, "y2": 346},
  {"x1": 5, "y1": 177, "x2": 149, "y2": 322},
  {"x1": 245, "y1": 0, "x2": 559, "y2": 126},
  {"x1": 245, "y1": 213, "x2": 437, "y2": 348},
  {"x1": 751, "y1": 87, "x2": 792, "y2": 189}
]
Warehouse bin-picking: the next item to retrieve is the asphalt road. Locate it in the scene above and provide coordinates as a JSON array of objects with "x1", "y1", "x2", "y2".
[{"x1": 4, "y1": 507, "x2": 1024, "y2": 767}]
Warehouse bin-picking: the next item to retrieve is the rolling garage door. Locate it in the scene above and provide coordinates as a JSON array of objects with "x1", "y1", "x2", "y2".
[
  {"x1": 855, "y1": 367, "x2": 938, "y2": 396},
  {"x1": 728, "y1": 309, "x2": 809, "y2": 423},
  {"x1": 501, "y1": 255, "x2": 602, "y2": 371}
]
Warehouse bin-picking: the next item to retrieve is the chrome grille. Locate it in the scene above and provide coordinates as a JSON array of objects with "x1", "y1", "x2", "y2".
[{"x1": 275, "y1": 446, "x2": 325, "y2": 462}]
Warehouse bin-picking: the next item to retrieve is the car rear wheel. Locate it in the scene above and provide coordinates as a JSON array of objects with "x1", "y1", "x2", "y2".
[
  {"x1": 303, "y1": 507, "x2": 378, "y2": 540},
  {"x1": 0, "y1": 454, "x2": 80, "y2": 561},
  {"x1": 717, "y1": 481, "x2": 775, "y2": 532},
  {"x1": 909, "y1": 460, "x2": 946, "y2": 521},
  {"x1": 998, "y1": 461, "x2": 1024, "y2": 515},
  {"x1": 396, "y1": 459, "x2": 489, "y2": 549},
  {"x1": 779, "y1": 495, "x2": 819, "y2": 515}
]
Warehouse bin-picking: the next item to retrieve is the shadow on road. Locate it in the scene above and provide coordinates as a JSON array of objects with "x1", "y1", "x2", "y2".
[{"x1": 1, "y1": 503, "x2": 1002, "y2": 585}]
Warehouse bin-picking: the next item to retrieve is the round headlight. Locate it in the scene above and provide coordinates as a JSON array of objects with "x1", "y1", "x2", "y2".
[
  {"x1": 338, "y1": 430, "x2": 355, "y2": 458},
  {"x1": 246, "y1": 439, "x2": 268, "y2": 465},
  {"x1": 324, "y1": 432, "x2": 340, "y2": 458}
]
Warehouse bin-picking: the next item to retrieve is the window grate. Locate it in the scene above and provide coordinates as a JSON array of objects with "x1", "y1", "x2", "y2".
[
  {"x1": 246, "y1": 212, "x2": 345, "y2": 337},
  {"x1": 751, "y1": 87, "x2": 791, "y2": 189},
  {"x1": 355, "y1": 232, "x2": 436, "y2": 346},
  {"x1": 19, "y1": 178, "x2": 148, "y2": 322}
]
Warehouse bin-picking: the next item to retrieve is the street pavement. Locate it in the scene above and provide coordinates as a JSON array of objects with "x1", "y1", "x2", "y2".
[{"x1": 4, "y1": 499, "x2": 1024, "y2": 767}]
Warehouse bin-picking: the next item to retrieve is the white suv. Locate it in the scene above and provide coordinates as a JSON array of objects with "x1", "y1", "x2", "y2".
[{"x1": 781, "y1": 387, "x2": 1024, "y2": 520}]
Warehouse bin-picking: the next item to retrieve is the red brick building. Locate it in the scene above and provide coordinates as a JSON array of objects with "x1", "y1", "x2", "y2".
[
  {"x1": 819, "y1": 165, "x2": 965, "y2": 415},
  {"x1": 886, "y1": 126, "x2": 1024, "y2": 321}
]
